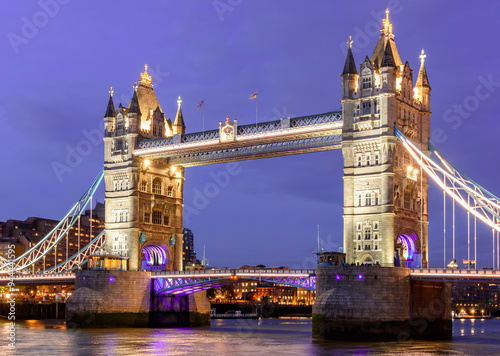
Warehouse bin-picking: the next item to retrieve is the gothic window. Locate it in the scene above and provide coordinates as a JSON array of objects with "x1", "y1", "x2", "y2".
[
  {"x1": 375, "y1": 153, "x2": 380, "y2": 165},
  {"x1": 355, "y1": 104, "x2": 360, "y2": 116},
  {"x1": 373, "y1": 191, "x2": 379, "y2": 205},
  {"x1": 364, "y1": 228, "x2": 372, "y2": 240},
  {"x1": 357, "y1": 155, "x2": 362, "y2": 167},
  {"x1": 152, "y1": 178, "x2": 162, "y2": 195},
  {"x1": 366, "y1": 154, "x2": 371, "y2": 166},
  {"x1": 364, "y1": 244, "x2": 370, "y2": 250},
  {"x1": 116, "y1": 115, "x2": 124, "y2": 130},
  {"x1": 357, "y1": 234, "x2": 361, "y2": 240},
  {"x1": 358, "y1": 245, "x2": 361, "y2": 250},
  {"x1": 362, "y1": 102, "x2": 371, "y2": 115},
  {"x1": 374, "y1": 233, "x2": 378, "y2": 240},
  {"x1": 140, "y1": 181, "x2": 147, "y2": 192},
  {"x1": 374, "y1": 245, "x2": 378, "y2": 250},
  {"x1": 404, "y1": 191, "x2": 411, "y2": 210},
  {"x1": 373, "y1": 221, "x2": 379, "y2": 230},
  {"x1": 164, "y1": 215, "x2": 170, "y2": 226},
  {"x1": 116, "y1": 139, "x2": 123, "y2": 151},
  {"x1": 152, "y1": 211, "x2": 162, "y2": 225},
  {"x1": 153, "y1": 123, "x2": 157, "y2": 136},
  {"x1": 362, "y1": 76, "x2": 372, "y2": 89},
  {"x1": 119, "y1": 211, "x2": 124, "y2": 222},
  {"x1": 144, "y1": 212, "x2": 150, "y2": 223},
  {"x1": 167, "y1": 186, "x2": 173, "y2": 197},
  {"x1": 358, "y1": 194, "x2": 362, "y2": 207},
  {"x1": 356, "y1": 222, "x2": 362, "y2": 231},
  {"x1": 365, "y1": 192, "x2": 371, "y2": 206}
]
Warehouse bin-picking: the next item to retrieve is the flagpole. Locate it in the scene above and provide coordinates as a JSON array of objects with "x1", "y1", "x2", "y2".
[
  {"x1": 202, "y1": 103, "x2": 205, "y2": 134},
  {"x1": 256, "y1": 90, "x2": 258, "y2": 127}
]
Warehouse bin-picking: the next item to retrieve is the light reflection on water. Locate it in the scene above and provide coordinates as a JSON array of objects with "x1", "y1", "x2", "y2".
[{"x1": 1, "y1": 317, "x2": 500, "y2": 355}]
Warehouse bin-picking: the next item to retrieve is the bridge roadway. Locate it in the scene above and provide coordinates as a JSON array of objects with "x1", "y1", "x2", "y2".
[{"x1": 1, "y1": 268, "x2": 499, "y2": 291}]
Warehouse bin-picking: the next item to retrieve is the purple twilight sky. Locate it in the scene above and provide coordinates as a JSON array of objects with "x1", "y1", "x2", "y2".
[{"x1": 1, "y1": 0, "x2": 500, "y2": 269}]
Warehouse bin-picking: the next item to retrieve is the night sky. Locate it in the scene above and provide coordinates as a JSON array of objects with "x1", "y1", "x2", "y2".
[{"x1": 1, "y1": 1, "x2": 499, "y2": 269}]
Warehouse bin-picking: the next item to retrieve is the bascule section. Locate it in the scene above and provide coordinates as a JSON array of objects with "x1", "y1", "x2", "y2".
[
  {"x1": 341, "y1": 10, "x2": 431, "y2": 267},
  {"x1": 102, "y1": 66, "x2": 185, "y2": 271}
]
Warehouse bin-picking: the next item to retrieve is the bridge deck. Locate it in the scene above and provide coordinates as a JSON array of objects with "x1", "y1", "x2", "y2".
[{"x1": 134, "y1": 111, "x2": 342, "y2": 166}]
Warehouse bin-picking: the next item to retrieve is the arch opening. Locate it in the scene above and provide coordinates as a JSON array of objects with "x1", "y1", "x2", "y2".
[
  {"x1": 395, "y1": 230, "x2": 422, "y2": 268},
  {"x1": 141, "y1": 243, "x2": 168, "y2": 271}
]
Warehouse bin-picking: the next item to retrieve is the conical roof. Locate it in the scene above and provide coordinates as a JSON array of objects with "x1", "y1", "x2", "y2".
[{"x1": 342, "y1": 45, "x2": 358, "y2": 75}]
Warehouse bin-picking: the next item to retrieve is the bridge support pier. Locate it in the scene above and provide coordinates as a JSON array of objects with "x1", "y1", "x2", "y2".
[
  {"x1": 312, "y1": 266, "x2": 451, "y2": 341},
  {"x1": 66, "y1": 270, "x2": 210, "y2": 327}
]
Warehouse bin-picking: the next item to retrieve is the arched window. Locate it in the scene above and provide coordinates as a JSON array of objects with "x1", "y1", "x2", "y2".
[
  {"x1": 357, "y1": 155, "x2": 362, "y2": 167},
  {"x1": 374, "y1": 191, "x2": 379, "y2": 205},
  {"x1": 364, "y1": 228, "x2": 371, "y2": 240},
  {"x1": 140, "y1": 181, "x2": 147, "y2": 192},
  {"x1": 167, "y1": 186, "x2": 173, "y2": 197},
  {"x1": 366, "y1": 155, "x2": 371, "y2": 166},
  {"x1": 362, "y1": 76, "x2": 372, "y2": 89},
  {"x1": 375, "y1": 154, "x2": 380, "y2": 165},
  {"x1": 152, "y1": 178, "x2": 162, "y2": 195},
  {"x1": 164, "y1": 215, "x2": 169, "y2": 225}
]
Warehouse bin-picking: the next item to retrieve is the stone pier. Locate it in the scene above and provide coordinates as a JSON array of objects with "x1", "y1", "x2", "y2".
[
  {"x1": 312, "y1": 266, "x2": 451, "y2": 341},
  {"x1": 66, "y1": 270, "x2": 210, "y2": 328}
]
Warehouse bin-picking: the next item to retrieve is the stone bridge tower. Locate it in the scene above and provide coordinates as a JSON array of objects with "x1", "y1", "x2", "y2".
[
  {"x1": 341, "y1": 10, "x2": 431, "y2": 267},
  {"x1": 102, "y1": 66, "x2": 185, "y2": 271}
]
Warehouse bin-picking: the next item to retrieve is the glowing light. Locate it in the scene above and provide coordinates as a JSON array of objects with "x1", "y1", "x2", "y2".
[
  {"x1": 141, "y1": 119, "x2": 151, "y2": 131},
  {"x1": 374, "y1": 73, "x2": 380, "y2": 87},
  {"x1": 140, "y1": 64, "x2": 152, "y2": 85},
  {"x1": 109, "y1": 276, "x2": 114, "y2": 283},
  {"x1": 382, "y1": 8, "x2": 392, "y2": 36},
  {"x1": 358, "y1": 274, "x2": 363, "y2": 280},
  {"x1": 396, "y1": 76, "x2": 402, "y2": 91},
  {"x1": 144, "y1": 159, "x2": 150, "y2": 167},
  {"x1": 170, "y1": 166, "x2": 176, "y2": 174},
  {"x1": 335, "y1": 275, "x2": 341, "y2": 281}
]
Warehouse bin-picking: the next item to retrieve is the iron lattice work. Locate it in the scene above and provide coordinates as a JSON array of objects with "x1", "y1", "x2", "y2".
[
  {"x1": 134, "y1": 111, "x2": 342, "y2": 164},
  {"x1": 152, "y1": 269, "x2": 316, "y2": 295},
  {"x1": 45, "y1": 231, "x2": 105, "y2": 274},
  {"x1": 169, "y1": 134, "x2": 342, "y2": 167},
  {"x1": 0, "y1": 170, "x2": 104, "y2": 274},
  {"x1": 395, "y1": 126, "x2": 500, "y2": 233}
]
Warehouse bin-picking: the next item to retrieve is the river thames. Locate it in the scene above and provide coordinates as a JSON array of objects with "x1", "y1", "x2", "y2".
[{"x1": 2, "y1": 317, "x2": 500, "y2": 355}]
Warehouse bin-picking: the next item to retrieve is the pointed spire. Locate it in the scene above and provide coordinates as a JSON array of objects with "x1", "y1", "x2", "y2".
[
  {"x1": 173, "y1": 95, "x2": 185, "y2": 134},
  {"x1": 128, "y1": 86, "x2": 141, "y2": 115},
  {"x1": 416, "y1": 49, "x2": 430, "y2": 88},
  {"x1": 104, "y1": 86, "x2": 115, "y2": 118},
  {"x1": 342, "y1": 35, "x2": 358, "y2": 75},
  {"x1": 382, "y1": 8, "x2": 393, "y2": 38},
  {"x1": 380, "y1": 40, "x2": 396, "y2": 68},
  {"x1": 140, "y1": 64, "x2": 152, "y2": 86}
]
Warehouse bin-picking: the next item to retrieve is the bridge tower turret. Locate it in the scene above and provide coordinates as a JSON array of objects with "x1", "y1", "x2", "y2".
[
  {"x1": 102, "y1": 65, "x2": 185, "y2": 271},
  {"x1": 341, "y1": 10, "x2": 430, "y2": 267}
]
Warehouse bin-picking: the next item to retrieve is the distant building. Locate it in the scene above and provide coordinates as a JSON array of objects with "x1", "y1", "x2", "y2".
[
  {"x1": 452, "y1": 283, "x2": 500, "y2": 315},
  {"x1": 0, "y1": 202, "x2": 105, "y2": 271},
  {"x1": 182, "y1": 228, "x2": 197, "y2": 267}
]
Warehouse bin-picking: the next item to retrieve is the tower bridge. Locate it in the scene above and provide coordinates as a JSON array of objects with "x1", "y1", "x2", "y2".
[{"x1": 1, "y1": 9, "x2": 500, "y2": 339}]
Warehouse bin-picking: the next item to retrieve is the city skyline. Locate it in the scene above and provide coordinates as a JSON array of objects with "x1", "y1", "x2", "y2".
[{"x1": 1, "y1": 1, "x2": 500, "y2": 268}]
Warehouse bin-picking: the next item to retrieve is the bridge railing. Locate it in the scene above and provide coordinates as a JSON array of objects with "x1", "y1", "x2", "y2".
[
  {"x1": 411, "y1": 268, "x2": 498, "y2": 275},
  {"x1": 0, "y1": 272, "x2": 75, "y2": 282},
  {"x1": 151, "y1": 268, "x2": 315, "y2": 277}
]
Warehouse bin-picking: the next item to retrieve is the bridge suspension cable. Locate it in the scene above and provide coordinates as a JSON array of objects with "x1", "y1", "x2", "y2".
[
  {"x1": 395, "y1": 127, "x2": 500, "y2": 267},
  {"x1": 0, "y1": 169, "x2": 104, "y2": 274}
]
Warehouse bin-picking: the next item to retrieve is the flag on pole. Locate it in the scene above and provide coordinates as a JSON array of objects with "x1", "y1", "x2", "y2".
[
  {"x1": 249, "y1": 91, "x2": 257, "y2": 100},
  {"x1": 197, "y1": 99, "x2": 204, "y2": 110}
]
